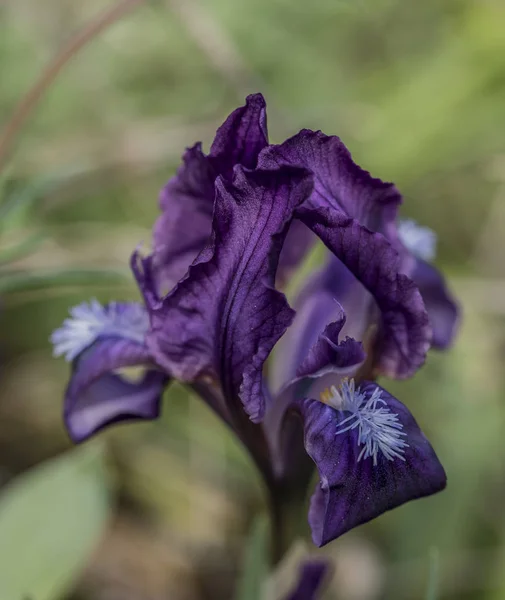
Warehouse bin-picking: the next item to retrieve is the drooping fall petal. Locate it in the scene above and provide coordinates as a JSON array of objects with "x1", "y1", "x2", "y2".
[{"x1": 298, "y1": 382, "x2": 446, "y2": 546}]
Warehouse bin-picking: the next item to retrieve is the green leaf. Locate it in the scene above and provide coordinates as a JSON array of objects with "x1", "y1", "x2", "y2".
[
  {"x1": 0, "y1": 267, "x2": 132, "y2": 294},
  {"x1": 235, "y1": 514, "x2": 270, "y2": 600},
  {"x1": 0, "y1": 443, "x2": 112, "y2": 600}
]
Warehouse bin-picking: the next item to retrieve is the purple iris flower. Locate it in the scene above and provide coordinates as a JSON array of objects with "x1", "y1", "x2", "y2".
[{"x1": 52, "y1": 94, "x2": 454, "y2": 548}]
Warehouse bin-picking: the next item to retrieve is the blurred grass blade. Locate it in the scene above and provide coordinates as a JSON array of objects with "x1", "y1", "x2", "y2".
[
  {"x1": 0, "y1": 443, "x2": 112, "y2": 600},
  {"x1": 0, "y1": 233, "x2": 45, "y2": 265},
  {"x1": 0, "y1": 165, "x2": 13, "y2": 195},
  {"x1": 0, "y1": 167, "x2": 85, "y2": 231},
  {"x1": 235, "y1": 514, "x2": 270, "y2": 600},
  {"x1": 0, "y1": 267, "x2": 132, "y2": 293},
  {"x1": 425, "y1": 547, "x2": 440, "y2": 600}
]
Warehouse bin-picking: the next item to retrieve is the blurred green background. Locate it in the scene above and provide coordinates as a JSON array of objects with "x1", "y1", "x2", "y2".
[{"x1": 0, "y1": 0, "x2": 504, "y2": 598}]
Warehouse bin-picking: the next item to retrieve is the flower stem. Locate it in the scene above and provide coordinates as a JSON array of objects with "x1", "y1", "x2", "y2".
[{"x1": 269, "y1": 483, "x2": 308, "y2": 565}]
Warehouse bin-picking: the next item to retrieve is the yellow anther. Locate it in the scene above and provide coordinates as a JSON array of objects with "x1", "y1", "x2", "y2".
[{"x1": 320, "y1": 388, "x2": 332, "y2": 404}]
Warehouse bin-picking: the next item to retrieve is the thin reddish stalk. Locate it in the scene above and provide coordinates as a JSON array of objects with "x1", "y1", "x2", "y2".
[{"x1": 0, "y1": 0, "x2": 145, "y2": 170}]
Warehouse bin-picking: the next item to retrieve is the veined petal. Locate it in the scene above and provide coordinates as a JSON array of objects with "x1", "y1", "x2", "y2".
[
  {"x1": 51, "y1": 301, "x2": 167, "y2": 442},
  {"x1": 298, "y1": 382, "x2": 446, "y2": 547},
  {"x1": 296, "y1": 207, "x2": 431, "y2": 378},
  {"x1": 210, "y1": 93, "x2": 268, "y2": 176},
  {"x1": 145, "y1": 166, "x2": 313, "y2": 422},
  {"x1": 260, "y1": 131, "x2": 427, "y2": 377},
  {"x1": 152, "y1": 143, "x2": 216, "y2": 291},
  {"x1": 151, "y1": 94, "x2": 269, "y2": 293},
  {"x1": 259, "y1": 129, "x2": 402, "y2": 235},
  {"x1": 260, "y1": 130, "x2": 403, "y2": 289}
]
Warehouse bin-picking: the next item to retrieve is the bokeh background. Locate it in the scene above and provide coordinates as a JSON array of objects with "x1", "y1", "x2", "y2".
[{"x1": 1, "y1": 0, "x2": 505, "y2": 598}]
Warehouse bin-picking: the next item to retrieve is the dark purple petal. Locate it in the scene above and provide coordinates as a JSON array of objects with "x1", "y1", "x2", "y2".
[
  {"x1": 259, "y1": 129, "x2": 402, "y2": 235},
  {"x1": 284, "y1": 559, "x2": 330, "y2": 600},
  {"x1": 65, "y1": 337, "x2": 167, "y2": 442},
  {"x1": 296, "y1": 207, "x2": 431, "y2": 379},
  {"x1": 298, "y1": 383, "x2": 446, "y2": 546},
  {"x1": 151, "y1": 94, "x2": 269, "y2": 293},
  {"x1": 210, "y1": 93, "x2": 268, "y2": 177},
  {"x1": 152, "y1": 143, "x2": 216, "y2": 290},
  {"x1": 297, "y1": 308, "x2": 365, "y2": 379},
  {"x1": 144, "y1": 166, "x2": 313, "y2": 422},
  {"x1": 271, "y1": 257, "x2": 362, "y2": 392},
  {"x1": 261, "y1": 131, "x2": 430, "y2": 377},
  {"x1": 411, "y1": 258, "x2": 460, "y2": 350},
  {"x1": 265, "y1": 309, "x2": 364, "y2": 479}
]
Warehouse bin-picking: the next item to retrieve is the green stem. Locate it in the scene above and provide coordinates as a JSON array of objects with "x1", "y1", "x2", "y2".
[{"x1": 269, "y1": 483, "x2": 308, "y2": 565}]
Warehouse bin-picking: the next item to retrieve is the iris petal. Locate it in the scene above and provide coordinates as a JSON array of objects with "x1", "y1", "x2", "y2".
[
  {"x1": 150, "y1": 94, "x2": 269, "y2": 293},
  {"x1": 296, "y1": 304, "x2": 365, "y2": 380},
  {"x1": 411, "y1": 258, "x2": 460, "y2": 350},
  {"x1": 296, "y1": 208, "x2": 431, "y2": 378},
  {"x1": 143, "y1": 166, "x2": 313, "y2": 422},
  {"x1": 271, "y1": 257, "x2": 360, "y2": 392},
  {"x1": 260, "y1": 130, "x2": 428, "y2": 378},
  {"x1": 64, "y1": 337, "x2": 167, "y2": 442},
  {"x1": 209, "y1": 93, "x2": 268, "y2": 176},
  {"x1": 259, "y1": 129, "x2": 402, "y2": 235},
  {"x1": 298, "y1": 383, "x2": 446, "y2": 546},
  {"x1": 52, "y1": 301, "x2": 168, "y2": 442},
  {"x1": 264, "y1": 310, "x2": 364, "y2": 479}
]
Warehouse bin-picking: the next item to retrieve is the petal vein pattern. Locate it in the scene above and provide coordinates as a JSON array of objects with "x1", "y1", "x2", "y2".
[{"x1": 145, "y1": 166, "x2": 314, "y2": 422}]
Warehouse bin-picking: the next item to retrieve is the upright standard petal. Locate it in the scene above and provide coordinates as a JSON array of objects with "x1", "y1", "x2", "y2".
[
  {"x1": 260, "y1": 131, "x2": 429, "y2": 377},
  {"x1": 52, "y1": 301, "x2": 167, "y2": 442},
  {"x1": 298, "y1": 382, "x2": 446, "y2": 547},
  {"x1": 152, "y1": 143, "x2": 216, "y2": 291},
  {"x1": 259, "y1": 129, "x2": 402, "y2": 236},
  {"x1": 209, "y1": 93, "x2": 268, "y2": 177},
  {"x1": 296, "y1": 207, "x2": 431, "y2": 379},
  {"x1": 151, "y1": 94, "x2": 269, "y2": 292},
  {"x1": 143, "y1": 166, "x2": 313, "y2": 422}
]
